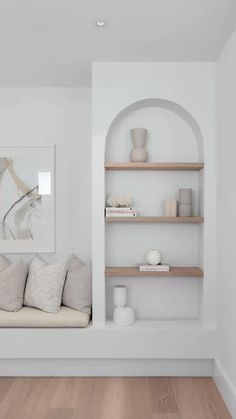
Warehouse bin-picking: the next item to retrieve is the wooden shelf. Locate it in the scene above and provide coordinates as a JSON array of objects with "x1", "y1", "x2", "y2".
[
  {"x1": 105, "y1": 216, "x2": 204, "y2": 223},
  {"x1": 105, "y1": 266, "x2": 204, "y2": 277},
  {"x1": 105, "y1": 162, "x2": 204, "y2": 171}
]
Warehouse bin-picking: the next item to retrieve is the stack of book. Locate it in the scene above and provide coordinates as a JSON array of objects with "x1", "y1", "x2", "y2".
[
  {"x1": 105, "y1": 207, "x2": 137, "y2": 217},
  {"x1": 139, "y1": 264, "x2": 170, "y2": 272}
]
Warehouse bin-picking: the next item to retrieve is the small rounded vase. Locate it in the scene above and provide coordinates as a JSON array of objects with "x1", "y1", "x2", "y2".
[
  {"x1": 130, "y1": 128, "x2": 148, "y2": 162},
  {"x1": 113, "y1": 285, "x2": 127, "y2": 308},
  {"x1": 113, "y1": 306, "x2": 135, "y2": 327},
  {"x1": 146, "y1": 249, "x2": 161, "y2": 265}
]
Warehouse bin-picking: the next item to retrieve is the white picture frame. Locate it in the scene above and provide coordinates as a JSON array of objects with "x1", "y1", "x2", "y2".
[{"x1": 0, "y1": 145, "x2": 55, "y2": 253}]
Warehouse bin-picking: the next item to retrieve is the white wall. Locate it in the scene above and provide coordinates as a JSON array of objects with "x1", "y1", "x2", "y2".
[
  {"x1": 0, "y1": 88, "x2": 91, "y2": 263},
  {"x1": 216, "y1": 30, "x2": 236, "y2": 392},
  {"x1": 92, "y1": 63, "x2": 216, "y2": 326}
]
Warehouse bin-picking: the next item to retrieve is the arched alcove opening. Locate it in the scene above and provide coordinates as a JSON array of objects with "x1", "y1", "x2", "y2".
[
  {"x1": 104, "y1": 98, "x2": 204, "y2": 322},
  {"x1": 105, "y1": 98, "x2": 204, "y2": 162}
]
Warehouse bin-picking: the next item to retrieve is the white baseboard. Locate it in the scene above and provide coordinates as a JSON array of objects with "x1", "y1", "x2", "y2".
[
  {"x1": 0, "y1": 358, "x2": 213, "y2": 377},
  {"x1": 213, "y1": 358, "x2": 236, "y2": 418}
]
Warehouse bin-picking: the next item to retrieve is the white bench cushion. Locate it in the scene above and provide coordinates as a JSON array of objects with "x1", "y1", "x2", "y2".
[{"x1": 0, "y1": 306, "x2": 90, "y2": 328}]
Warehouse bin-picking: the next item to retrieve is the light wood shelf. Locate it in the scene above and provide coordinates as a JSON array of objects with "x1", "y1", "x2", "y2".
[
  {"x1": 105, "y1": 266, "x2": 204, "y2": 277},
  {"x1": 105, "y1": 216, "x2": 204, "y2": 223},
  {"x1": 105, "y1": 162, "x2": 204, "y2": 171}
]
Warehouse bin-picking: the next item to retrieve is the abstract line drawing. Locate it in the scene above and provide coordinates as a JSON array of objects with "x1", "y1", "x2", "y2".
[{"x1": 0, "y1": 147, "x2": 54, "y2": 253}]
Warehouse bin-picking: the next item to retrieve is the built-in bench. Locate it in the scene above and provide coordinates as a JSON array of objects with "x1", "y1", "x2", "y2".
[{"x1": 0, "y1": 306, "x2": 90, "y2": 328}]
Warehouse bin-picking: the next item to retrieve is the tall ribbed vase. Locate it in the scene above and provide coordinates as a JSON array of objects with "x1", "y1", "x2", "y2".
[{"x1": 130, "y1": 128, "x2": 148, "y2": 162}]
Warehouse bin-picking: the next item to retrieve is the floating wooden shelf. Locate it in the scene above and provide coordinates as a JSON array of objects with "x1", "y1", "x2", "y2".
[
  {"x1": 105, "y1": 162, "x2": 204, "y2": 171},
  {"x1": 105, "y1": 216, "x2": 204, "y2": 223},
  {"x1": 105, "y1": 267, "x2": 204, "y2": 277}
]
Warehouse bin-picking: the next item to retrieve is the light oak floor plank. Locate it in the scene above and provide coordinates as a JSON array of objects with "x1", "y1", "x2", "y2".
[
  {"x1": 99, "y1": 377, "x2": 126, "y2": 419},
  {"x1": 149, "y1": 378, "x2": 179, "y2": 414},
  {"x1": 72, "y1": 377, "x2": 106, "y2": 419},
  {"x1": 172, "y1": 377, "x2": 232, "y2": 419},
  {"x1": 50, "y1": 377, "x2": 81, "y2": 408},
  {"x1": 125, "y1": 377, "x2": 155, "y2": 419},
  {"x1": 0, "y1": 377, "x2": 231, "y2": 419},
  {"x1": 151, "y1": 415, "x2": 181, "y2": 419},
  {"x1": 46, "y1": 408, "x2": 74, "y2": 419}
]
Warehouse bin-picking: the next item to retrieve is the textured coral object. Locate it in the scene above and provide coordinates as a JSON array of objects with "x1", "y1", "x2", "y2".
[{"x1": 106, "y1": 194, "x2": 133, "y2": 208}]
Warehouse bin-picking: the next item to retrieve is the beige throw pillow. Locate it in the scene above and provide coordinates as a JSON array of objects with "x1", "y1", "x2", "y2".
[
  {"x1": 24, "y1": 256, "x2": 68, "y2": 313},
  {"x1": 0, "y1": 255, "x2": 11, "y2": 273},
  {"x1": 62, "y1": 254, "x2": 92, "y2": 314},
  {"x1": 0, "y1": 256, "x2": 27, "y2": 312}
]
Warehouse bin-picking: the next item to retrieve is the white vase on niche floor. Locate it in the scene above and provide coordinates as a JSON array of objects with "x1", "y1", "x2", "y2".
[{"x1": 113, "y1": 285, "x2": 135, "y2": 327}]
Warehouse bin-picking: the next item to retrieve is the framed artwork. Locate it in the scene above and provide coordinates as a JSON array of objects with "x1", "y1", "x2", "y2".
[{"x1": 0, "y1": 146, "x2": 55, "y2": 253}]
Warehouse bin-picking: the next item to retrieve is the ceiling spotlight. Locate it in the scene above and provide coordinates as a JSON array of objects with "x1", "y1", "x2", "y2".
[{"x1": 96, "y1": 20, "x2": 106, "y2": 28}]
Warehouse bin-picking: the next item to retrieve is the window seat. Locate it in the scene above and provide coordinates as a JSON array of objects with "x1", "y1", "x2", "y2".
[{"x1": 0, "y1": 306, "x2": 90, "y2": 328}]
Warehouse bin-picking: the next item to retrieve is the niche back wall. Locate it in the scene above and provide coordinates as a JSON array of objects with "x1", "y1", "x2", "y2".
[
  {"x1": 105, "y1": 105, "x2": 201, "y2": 320},
  {"x1": 0, "y1": 88, "x2": 91, "y2": 262}
]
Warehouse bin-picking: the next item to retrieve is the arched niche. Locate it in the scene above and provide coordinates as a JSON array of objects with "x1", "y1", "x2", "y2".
[{"x1": 105, "y1": 98, "x2": 204, "y2": 162}]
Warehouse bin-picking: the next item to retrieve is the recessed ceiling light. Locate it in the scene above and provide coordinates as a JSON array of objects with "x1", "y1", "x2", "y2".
[{"x1": 96, "y1": 20, "x2": 106, "y2": 28}]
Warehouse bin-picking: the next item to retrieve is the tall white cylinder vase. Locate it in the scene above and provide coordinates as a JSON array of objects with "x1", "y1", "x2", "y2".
[
  {"x1": 113, "y1": 285, "x2": 127, "y2": 308},
  {"x1": 113, "y1": 285, "x2": 135, "y2": 327}
]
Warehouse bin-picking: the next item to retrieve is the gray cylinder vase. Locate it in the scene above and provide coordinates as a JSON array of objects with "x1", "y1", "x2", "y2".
[
  {"x1": 178, "y1": 188, "x2": 192, "y2": 217},
  {"x1": 178, "y1": 203, "x2": 192, "y2": 216},
  {"x1": 130, "y1": 128, "x2": 148, "y2": 162},
  {"x1": 178, "y1": 188, "x2": 192, "y2": 204}
]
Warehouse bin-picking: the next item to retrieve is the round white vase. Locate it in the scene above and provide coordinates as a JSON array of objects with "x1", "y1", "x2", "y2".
[
  {"x1": 146, "y1": 249, "x2": 161, "y2": 265},
  {"x1": 130, "y1": 128, "x2": 148, "y2": 162},
  {"x1": 113, "y1": 285, "x2": 127, "y2": 308},
  {"x1": 113, "y1": 306, "x2": 135, "y2": 327}
]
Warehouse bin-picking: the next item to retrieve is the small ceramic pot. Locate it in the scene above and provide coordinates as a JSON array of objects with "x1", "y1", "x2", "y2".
[{"x1": 146, "y1": 249, "x2": 161, "y2": 265}]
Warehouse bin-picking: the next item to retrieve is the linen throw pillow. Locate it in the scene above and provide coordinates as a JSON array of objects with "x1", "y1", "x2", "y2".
[
  {"x1": 24, "y1": 256, "x2": 68, "y2": 313},
  {"x1": 0, "y1": 256, "x2": 27, "y2": 312},
  {"x1": 62, "y1": 254, "x2": 92, "y2": 314},
  {"x1": 0, "y1": 255, "x2": 11, "y2": 273}
]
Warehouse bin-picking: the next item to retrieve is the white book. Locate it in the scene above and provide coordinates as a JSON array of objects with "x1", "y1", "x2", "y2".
[
  {"x1": 106, "y1": 212, "x2": 137, "y2": 217},
  {"x1": 106, "y1": 207, "x2": 133, "y2": 212},
  {"x1": 139, "y1": 264, "x2": 170, "y2": 272}
]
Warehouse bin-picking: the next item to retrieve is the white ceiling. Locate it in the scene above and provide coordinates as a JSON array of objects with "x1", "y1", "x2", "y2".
[{"x1": 0, "y1": 0, "x2": 235, "y2": 86}]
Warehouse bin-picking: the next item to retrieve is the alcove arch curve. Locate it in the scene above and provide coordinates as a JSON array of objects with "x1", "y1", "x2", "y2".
[{"x1": 105, "y1": 98, "x2": 204, "y2": 161}]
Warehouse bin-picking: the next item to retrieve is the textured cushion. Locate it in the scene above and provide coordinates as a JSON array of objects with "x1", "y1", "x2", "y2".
[
  {"x1": 62, "y1": 255, "x2": 92, "y2": 314},
  {"x1": 0, "y1": 257, "x2": 27, "y2": 312},
  {"x1": 0, "y1": 255, "x2": 11, "y2": 273},
  {"x1": 0, "y1": 306, "x2": 90, "y2": 328},
  {"x1": 24, "y1": 256, "x2": 68, "y2": 313}
]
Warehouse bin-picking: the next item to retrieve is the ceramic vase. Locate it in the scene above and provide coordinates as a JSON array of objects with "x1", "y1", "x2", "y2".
[
  {"x1": 113, "y1": 285, "x2": 135, "y2": 327},
  {"x1": 130, "y1": 128, "x2": 148, "y2": 162},
  {"x1": 178, "y1": 188, "x2": 192, "y2": 204},
  {"x1": 178, "y1": 204, "x2": 192, "y2": 216},
  {"x1": 165, "y1": 199, "x2": 177, "y2": 217},
  {"x1": 178, "y1": 188, "x2": 193, "y2": 217},
  {"x1": 146, "y1": 249, "x2": 161, "y2": 265},
  {"x1": 113, "y1": 285, "x2": 127, "y2": 308}
]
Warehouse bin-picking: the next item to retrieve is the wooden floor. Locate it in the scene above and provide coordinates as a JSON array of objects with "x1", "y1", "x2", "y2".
[{"x1": 0, "y1": 377, "x2": 231, "y2": 419}]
